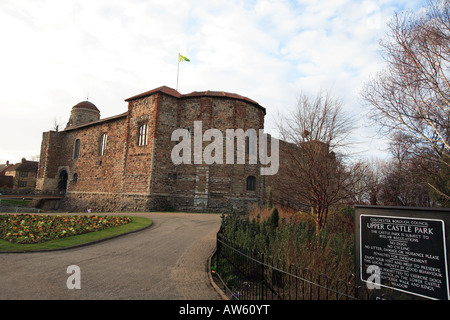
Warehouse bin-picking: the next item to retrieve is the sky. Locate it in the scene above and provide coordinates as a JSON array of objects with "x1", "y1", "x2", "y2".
[{"x1": 0, "y1": 0, "x2": 426, "y2": 165}]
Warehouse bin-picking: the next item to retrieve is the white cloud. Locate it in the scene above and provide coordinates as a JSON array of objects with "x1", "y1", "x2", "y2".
[{"x1": 0, "y1": 0, "x2": 427, "y2": 164}]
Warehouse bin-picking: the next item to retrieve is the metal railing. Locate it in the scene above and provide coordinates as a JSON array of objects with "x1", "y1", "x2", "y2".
[{"x1": 213, "y1": 232, "x2": 374, "y2": 300}]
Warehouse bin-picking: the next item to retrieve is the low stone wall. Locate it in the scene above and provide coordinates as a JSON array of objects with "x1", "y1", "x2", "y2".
[
  {"x1": 31, "y1": 198, "x2": 61, "y2": 211},
  {"x1": 58, "y1": 192, "x2": 148, "y2": 212},
  {"x1": 55, "y1": 191, "x2": 257, "y2": 214}
]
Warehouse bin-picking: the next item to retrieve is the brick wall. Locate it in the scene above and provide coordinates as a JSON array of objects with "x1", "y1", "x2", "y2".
[
  {"x1": 37, "y1": 87, "x2": 280, "y2": 213},
  {"x1": 146, "y1": 93, "x2": 265, "y2": 212}
]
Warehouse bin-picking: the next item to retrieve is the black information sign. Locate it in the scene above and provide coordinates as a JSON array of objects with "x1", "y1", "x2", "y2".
[{"x1": 360, "y1": 215, "x2": 449, "y2": 300}]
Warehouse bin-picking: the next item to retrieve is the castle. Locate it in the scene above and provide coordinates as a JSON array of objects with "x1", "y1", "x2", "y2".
[{"x1": 36, "y1": 85, "x2": 292, "y2": 213}]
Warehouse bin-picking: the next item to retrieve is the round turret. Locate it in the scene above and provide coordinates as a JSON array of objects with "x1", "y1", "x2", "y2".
[{"x1": 65, "y1": 101, "x2": 100, "y2": 129}]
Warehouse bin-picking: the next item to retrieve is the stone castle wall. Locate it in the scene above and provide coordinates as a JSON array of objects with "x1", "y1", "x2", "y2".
[
  {"x1": 148, "y1": 93, "x2": 265, "y2": 213},
  {"x1": 37, "y1": 87, "x2": 271, "y2": 213}
]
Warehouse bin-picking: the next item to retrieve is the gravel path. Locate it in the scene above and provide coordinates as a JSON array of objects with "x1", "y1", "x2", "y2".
[{"x1": 0, "y1": 212, "x2": 223, "y2": 300}]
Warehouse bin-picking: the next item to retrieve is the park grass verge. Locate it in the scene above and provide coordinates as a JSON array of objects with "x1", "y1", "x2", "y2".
[{"x1": 0, "y1": 215, "x2": 152, "y2": 252}]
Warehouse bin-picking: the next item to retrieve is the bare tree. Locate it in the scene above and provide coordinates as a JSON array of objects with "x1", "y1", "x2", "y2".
[
  {"x1": 51, "y1": 117, "x2": 63, "y2": 132},
  {"x1": 278, "y1": 90, "x2": 353, "y2": 153},
  {"x1": 361, "y1": 0, "x2": 450, "y2": 201},
  {"x1": 382, "y1": 133, "x2": 433, "y2": 206},
  {"x1": 276, "y1": 90, "x2": 357, "y2": 232},
  {"x1": 350, "y1": 158, "x2": 388, "y2": 205}
]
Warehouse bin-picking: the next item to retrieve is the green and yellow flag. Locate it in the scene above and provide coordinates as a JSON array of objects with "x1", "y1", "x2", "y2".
[{"x1": 179, "y1": 54, "x2": 190, "y2": 62}]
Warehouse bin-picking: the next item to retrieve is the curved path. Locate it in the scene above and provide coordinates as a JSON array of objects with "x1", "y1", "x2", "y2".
[{"x1": 0, "y1": 212, "x2": 223, "y2": 300}]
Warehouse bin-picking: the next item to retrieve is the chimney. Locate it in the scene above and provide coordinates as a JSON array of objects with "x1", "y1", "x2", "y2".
[{"x1": 6, "y1": 161, "x2": 9, "y2": 165}]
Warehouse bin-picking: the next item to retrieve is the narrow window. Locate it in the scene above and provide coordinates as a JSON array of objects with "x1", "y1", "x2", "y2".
[
  {"x1": 245, "y1": 131, "x2": 256, "y2": 155},
  {"x1": 246, "y1": 176, "x2": 256, "y2": 191},
  {"x1": 138, "y1": 124, "x2": 148, "y2": 146},
  {"x1": 73, "y1": 139, "x2": 81, "y2": 159},
  {"x1": 73, "y1": 173, "x2": 78, "y2": 183},
  {"x1": 99, "y1": 133, "x2": 107, "y2": 155}
]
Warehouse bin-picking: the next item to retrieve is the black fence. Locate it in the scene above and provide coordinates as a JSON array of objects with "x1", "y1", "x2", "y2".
[{"x1": 213, "y1": 232, "x2": 385, "y2": 300}]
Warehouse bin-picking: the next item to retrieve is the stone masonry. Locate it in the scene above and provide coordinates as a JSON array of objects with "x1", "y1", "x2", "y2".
[{"x1": 36, "y1": 86, "x2": 278, "y2": 213}]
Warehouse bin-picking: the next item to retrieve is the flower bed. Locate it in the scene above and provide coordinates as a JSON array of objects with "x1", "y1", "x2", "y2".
[{"x1": 0, "y1": 214, "x2": 132, "y2": 244}]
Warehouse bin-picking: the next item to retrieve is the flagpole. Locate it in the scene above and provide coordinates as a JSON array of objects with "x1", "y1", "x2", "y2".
[{"x1": 176, "y1": 53, "x2": 180, "y2": 91}]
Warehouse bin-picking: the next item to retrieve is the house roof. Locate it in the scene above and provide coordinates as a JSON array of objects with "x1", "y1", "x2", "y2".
[
  {"x1": 5, "y1": 159, "x2": 38, "y2": 172},
  {"x1": 0, "y1": 163, "x2": 13, "y2": 174}
]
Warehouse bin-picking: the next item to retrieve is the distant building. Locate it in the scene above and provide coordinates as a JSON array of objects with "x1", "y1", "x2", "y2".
[
  {"x1": 3, "y1": 158, "x2": 38, "y2": 189},
  {"x1": 0, "y1": 161, "x2": 14, "y2": 188},
  {"x1": 0, "y1": 160, "x2": 13, "y2": 175}
]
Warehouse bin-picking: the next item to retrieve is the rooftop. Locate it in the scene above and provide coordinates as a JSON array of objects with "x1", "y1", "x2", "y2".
[
  {"x1": 73, "y1": 101, "x2": 100, "y2": 112},
  {"x1": 125, "y1": 86, "x2": 265, "y2": 113},
  {"x1": 63, "y1": 86, "x2": 265, "y2": 132},
  {"x1": 6, "y1": 159, "x2": 38, "y2": 172},
  {"x1": 64, "y1": 112, "x2": 127, "y2": 132}
]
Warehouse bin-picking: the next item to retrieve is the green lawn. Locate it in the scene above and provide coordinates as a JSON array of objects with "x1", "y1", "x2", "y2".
[
  {"x1": 0, "y1": 199, "x2": 31, "y2": 206},
  {"x1": 0, "y1": 214, "x2": 151, "y2": 252}
]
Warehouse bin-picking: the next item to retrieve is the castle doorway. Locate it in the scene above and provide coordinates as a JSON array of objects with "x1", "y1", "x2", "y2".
[{"x1": 58, "y1": 170, "x2": 68, "y2": 194}]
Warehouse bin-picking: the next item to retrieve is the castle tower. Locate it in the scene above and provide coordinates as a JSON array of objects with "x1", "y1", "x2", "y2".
[{"x1": 65, "y1": 101, "x2": 100, "y2": 129}]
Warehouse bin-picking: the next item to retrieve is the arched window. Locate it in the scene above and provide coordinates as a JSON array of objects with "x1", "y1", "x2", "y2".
[
  {"x1": 73, "y1": 139, "x2": 81, "y2": 159},
  {"x1": 99, "y1": 133, "x2": 107, "y2": 155},
  {"x1": 246, "y1": 176, "x2": 256, "y2": 191},
  {"x1": 138, "y1": 124, "x2": 148, "y2": 146}
]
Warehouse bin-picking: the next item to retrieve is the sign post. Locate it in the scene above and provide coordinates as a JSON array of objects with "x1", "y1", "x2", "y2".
[{"x1": 355, "y1": 205, "x2": 450, "y2": 300}]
